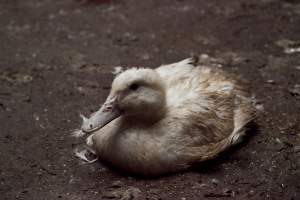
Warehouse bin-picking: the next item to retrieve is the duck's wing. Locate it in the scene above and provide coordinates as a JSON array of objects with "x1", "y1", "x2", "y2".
[
  {"x1": 179, "y1": 92, "x2": 255, "y2": 163},
  {"x1": 156, "y1": 58, "x2": 256, "y2": 163},
  {"x1": 156, "y1": 57, "x2": 240, "y2": 113}
]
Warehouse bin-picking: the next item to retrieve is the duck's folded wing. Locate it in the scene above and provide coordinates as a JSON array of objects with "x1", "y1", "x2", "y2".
[
  {"x1": 180, "y1": 91, "x2": 255, "y2": 163},
  {"x1": 186, "y1": 91, "x2": 235, "y2": 142}
]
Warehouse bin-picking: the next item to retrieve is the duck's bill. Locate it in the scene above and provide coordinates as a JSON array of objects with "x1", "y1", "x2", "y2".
[{"x1": 81, "y1": 96, "x2": 121, "y2": 133}]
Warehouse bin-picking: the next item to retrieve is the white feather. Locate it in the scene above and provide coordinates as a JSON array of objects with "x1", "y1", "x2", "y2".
[
  {"x1": 74, "y1": 148, "x2": 98, "y2": 163},
  {"x1": 71, "y1": 129, "x2": 86, "y2": 138}
]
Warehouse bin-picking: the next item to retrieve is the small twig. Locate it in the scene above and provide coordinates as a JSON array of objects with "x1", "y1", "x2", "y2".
[{"x1": 204, "y1": 193, "x2": 231, "y2": 198}]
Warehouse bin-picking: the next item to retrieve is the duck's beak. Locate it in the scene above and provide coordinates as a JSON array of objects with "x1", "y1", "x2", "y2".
[{"x1": 81, "y1": 95, "x2": 121, "y2": 133}]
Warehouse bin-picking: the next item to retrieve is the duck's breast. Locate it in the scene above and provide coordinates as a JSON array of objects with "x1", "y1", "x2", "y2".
[{"x1": 92, "y1": 121, "x2": 185, "y2": 175}]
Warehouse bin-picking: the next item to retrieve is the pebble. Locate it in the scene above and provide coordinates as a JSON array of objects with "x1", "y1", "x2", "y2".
[
  {"x1": 275, "y1": 39, "x2": 300, "y2": 54},
  {"x1": 23, "y1": 95, "x2": 31, "y2": 102},
  {"x1": 111, "y1": 180, "x2": 124, "y2": 188},
  {"x1": 223, "y1": 188, "x2": 232, "y2": 194},
  {"x1": 124, "y1": 32, "x2": 139, "y2": 42},
  {"x1": 102, "y1": 191, "x2": 122, "y2": 199},
  {"x1": 248, "y1": 190, "x2": 255, "y2": 197},
  {"x1": 266, "y1": 80, "x2": 275, "y2": 84},
  {"x1": 102, "y1": 186, "x2": 141, "y2": 200},
  {"x1": 294, "y1": 145, "x2": 300, "y2": 153},
  {"x1": 211, "y1": 178, "x2": 220, "y2": 185},
  {"x1": 140, "y1": 53, "x2": 150, "y2": 60},
  {"x1": 121, "y1": 187, "x2": 141, "y2": 200},
  {"x1": 255, "y1": 103, "x2": 264, "y2": 111},
  {"x1": 289, "y1": 84, "x2": 300, "y2": 98}
]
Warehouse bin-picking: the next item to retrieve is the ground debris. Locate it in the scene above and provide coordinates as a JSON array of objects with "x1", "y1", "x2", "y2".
[
  {"x1": 102, "y1": 190, "x2": 123, "y2": 199},
  {"x1": 110, "y1": 180, "x2": 124, "y2": 188},
  {"x1": 266, "y1": 79, "x2": 275, "y2": 84},
  {"x1": 203, "y1": 192, "x2": 231, "y2": 198},
  {"x1": 0, "y1": 72, "x2": 33, "y2": 84},
  {"x1": 113, "y1": 32, "x2": 139, "y2": 46},
  {"x1": 112, "y1": 66, "x2": 124, "y2": 75},
  {"x1": 74, "y1": 147, "x2": 98, "y2": 163},
  {"x1": 121, "y1": 187, "x2": 142, "y2": 200},
  {"x1": 39, "y1": 164, "x2": 57, "y2": 176},
  {"x1": 288, "y1": 84, "x2": 300, "y2": 99},
  {"x1": 276, "y1": 39, "x2": 300, "y2": 54},
  {"x1": 102, "y1": 186, "x2": 142, "y2": 200},
  {"x1": 193, "y1": 34, "x2": 219, "y2": 45},
  {"x1": 197, "y1": 54, "x2": 224, "y2": 68},
  {"x1": 211, "y1": 178, "x2": 220, "y2": 185}
]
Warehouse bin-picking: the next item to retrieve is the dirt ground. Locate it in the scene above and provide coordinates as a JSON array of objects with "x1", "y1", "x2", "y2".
[{"x1": 0, "y1": 0, "x2": 299, "y2": 199}]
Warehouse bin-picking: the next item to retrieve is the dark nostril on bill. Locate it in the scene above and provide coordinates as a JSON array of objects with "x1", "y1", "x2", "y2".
[{"x1": 89, "y1": 124, "x2": 93, "y2": 129}]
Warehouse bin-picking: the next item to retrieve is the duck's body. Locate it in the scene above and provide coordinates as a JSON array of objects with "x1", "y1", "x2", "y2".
[{"x1": 82, "y1": 57, "x2": 255, "y2": 176}]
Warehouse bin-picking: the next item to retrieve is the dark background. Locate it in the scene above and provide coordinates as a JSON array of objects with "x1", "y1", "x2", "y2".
[{"x1": 0, "y1": 0, "x2": 299, "y2": 199}]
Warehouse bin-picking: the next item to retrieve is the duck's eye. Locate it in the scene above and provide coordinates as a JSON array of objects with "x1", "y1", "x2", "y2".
[{"x1": 129, "y1": 83, "x2": 139, "y2": 91}]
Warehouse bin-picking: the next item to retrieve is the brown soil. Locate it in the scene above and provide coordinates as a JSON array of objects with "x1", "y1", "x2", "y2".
[{"x1": 0, "y1": 0, "x2": 299, "y2": 199}]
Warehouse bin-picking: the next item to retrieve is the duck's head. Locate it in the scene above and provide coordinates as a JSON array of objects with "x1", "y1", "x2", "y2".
[{"x1": 82, "y1": 68, "x2": 166, "y2": 133}]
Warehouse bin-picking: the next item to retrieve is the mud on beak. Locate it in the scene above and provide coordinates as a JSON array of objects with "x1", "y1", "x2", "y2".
[{"x1": 81, "y1": 95, "x2": 121, "y2": 133}]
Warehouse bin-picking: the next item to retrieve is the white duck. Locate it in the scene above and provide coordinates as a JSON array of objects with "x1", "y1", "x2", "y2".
[{"x1": 78, "y1": 56, "x2": 256, "y2": 176}]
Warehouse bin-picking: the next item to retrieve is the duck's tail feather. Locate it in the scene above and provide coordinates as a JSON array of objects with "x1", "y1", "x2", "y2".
[{"x1": 230, "y1": 96, "x2": 257, "y2": 145}]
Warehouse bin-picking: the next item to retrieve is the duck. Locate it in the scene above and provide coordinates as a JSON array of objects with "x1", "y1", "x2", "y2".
[{"x1": 76, "y1": 56, "x2": 256, "y2": 176}]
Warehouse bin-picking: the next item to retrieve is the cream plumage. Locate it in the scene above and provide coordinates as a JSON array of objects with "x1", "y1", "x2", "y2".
[{"x1": 78, "y1": 56, "x2": 256, "y2": 176}]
